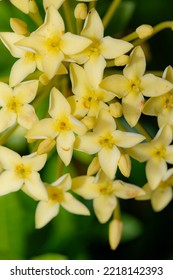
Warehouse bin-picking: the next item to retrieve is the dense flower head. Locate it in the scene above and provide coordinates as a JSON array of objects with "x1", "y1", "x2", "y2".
[{"x1": 0, "y1": 0, "x2": 173, "y2": 252}]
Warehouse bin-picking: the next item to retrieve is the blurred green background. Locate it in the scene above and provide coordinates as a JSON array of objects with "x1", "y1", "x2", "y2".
[{"x1": 0, "y1": 0, "x2": 173, "y2": 260}]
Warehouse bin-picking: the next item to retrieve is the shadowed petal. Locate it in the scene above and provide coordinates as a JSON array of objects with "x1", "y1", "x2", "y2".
[
  {"x1": 62, "y1": 192, "x2": 90, "y2": 215},
  {"x1": 0, "y1": 171, "x2": 23, "y2": 196},
  {"x1": 35, "y1": 201, "x2": 59, "y2": 228},
  {"x1": 93, "y1": 195, "x2": 117, "y2": 223}
]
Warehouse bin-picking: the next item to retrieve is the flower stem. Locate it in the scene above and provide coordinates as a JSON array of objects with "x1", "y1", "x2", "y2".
[
  {"x1": 57, "y1": 156, "x2": 64, "y2": 179},
  {"x1": 0, "y1": 124, "x2": 18, "y2": 145},
  {"x1": 63, "y1": 0, "x2": 75, "y2": 33},
  {"x1": 102, "y1": 0, "x2": 121, "y2": 29},
  {"x1": 135, "y1": 122, "x2": 152, "y2": 142}
]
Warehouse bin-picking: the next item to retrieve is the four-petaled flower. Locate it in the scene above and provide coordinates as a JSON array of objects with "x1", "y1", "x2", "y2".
[{"x1": 35, "y1": 173, "x2": 90, "y2": 228}]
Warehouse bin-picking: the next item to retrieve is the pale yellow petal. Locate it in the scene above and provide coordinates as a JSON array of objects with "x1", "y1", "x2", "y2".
[
  {"x1": 52, "y1": 173, "x2": 71, "y2": 191},
  {"x1": 158, "y1": 109, "x2": 173, "y2": 128},
  {"x1": 14, "y1": 80, "x2": 38, "y2": 103},
  {"x1": 93, "y1": 195, "x2": 117, "y2": 223},
  {"x1": 165, "y1": 146, "x2": 173, "y2": 164},
  {"x1": 25, "y1": 171, "x2": 48, "y2": 201},
  {"x1": 72, "y1": 175, "x2": 99, "y2": 199},
  {"x1": 141, "y1": 74, "x2": 173, "y2": 97},
  {"x1": 75, "y1": 133, "x2": 100, "y2": 154},
  {"x1": 154, "y1": 124, "x2": 172, "y2": 146},
  {"x1": 70, "y1": 116, "x2": 87, "y2": 135},
  {"x1": 60, "y1": 32, "x2": 91, "y2": 55},
  {"x1": 98, "y1": 147, "x2": 120, "y2": 179},
  {"x1": 10, "y1": 0, "x2": 29, "y2": 13},
  {"x1": 81, "y1": 8, "x2": 104, "y2": 40},
  {"x1": 109, "y1": 219, "x2": 123, "y2": 250},
  {"x1": 94, "y1": 109, "x2": 116, "y2": 134},
  {"x1": 100, "y1": 74, "x2": 129, "y2": 98},
  {"x1": 26, "y1": 118, "x2": 56, "y2": 139},
  {"x1": 113, "y1": 130, "x2": 145, "y2": 148},
  {"x1": 122, "y1": 91, "x2": 144, "y2": 127},
  {"x1": 123, "y1": 46, "x2": 146, "y2": 80},
  {"x1": 0, "y1": 82, "x2": 12, "y2": 106},
  {"x1": 70, "y1": 63, "x2": 90, "y2": 98},
  {"x1": 42, "y1": 51, "x2": 64, "y2": 80},
  {"x1": 43, "y1": 0, "x2": 65, "y2": 10},
  {"x1": 0, "y1": 108, "x2": 16, "y2": 133},
  {"x1": 35, "y1": 201, "x2": 59, "y2": 229},
  {"x1": 0, "y1": 146, "x2": 21, "y2": 169},
  {"x1": 146, "y1": 159, "x2": 167, "y2": 190},
  {"x1": 17, "y1": 104, "x2": 38, "y2": 129},
  {"x1": 9, "y1": 58, "x2": 36, "y2": 87},
  {"x1": 113, "y1": 180, "x2": 145, "y2": 198},
  {"x1": 22, "y1": 153, "x2": 47, "y2": 171},
  {"x1": 143, "y1": 96, "x2": 164, "y2": 116},
  {"x1": 0, "y1": 171, "x2": 23, "y2": 196},
  {"x1": 56, "y1": 131, "x2": 75, "y2": 166},
  {"x1": 151, "y1": 187, "x2": 172, "y2": 212},
  {"x1": 62, "y1": 192, "x2": 90, "y2": 215},
  {"x1": 100, "y1": 37, "x2": 133, "y2": 59},
  {"x1": 49, "y1": 87, "x2": 71, "y2": 119},
  {"x1": 163, "y1": 65, "x2": 173, "y2": 83},
  {"x1": 0, "y1": 32, "x2": 25, "y2": 58}
]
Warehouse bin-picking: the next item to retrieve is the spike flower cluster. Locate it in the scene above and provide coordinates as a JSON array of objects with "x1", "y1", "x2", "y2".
[{"x1": 0, "y1": 0, "x2": 173, "y2": 250}]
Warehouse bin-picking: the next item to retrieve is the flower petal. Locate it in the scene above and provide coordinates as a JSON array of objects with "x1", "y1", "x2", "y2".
[
  {"x1": 113, "y1": 130, "x2": 145, "y2": 148},
  {"x1": 17, "y1": 104, "x2": 38, "y2": 129},
  {"x1": 75, "y1": 133, "x2": 100, "y2": 154},
  {"x1": 25, "y1": 118, "x2": 56, "y2": 139},
  {"x1": 72, "y1": 175, "x2": 99, "y2": 199},
  {"x1": 52, "y1": 173, "x2": 71, "y2": 191},
  {"x1": 14, "y1": 80, "x2": 38, "y2": 103},
  {"x1": 151, "y1": 187, "x2": 172, "y2": 212},
  {"x1": 62, "y1": 192, "x2": 90, "y2": 215},
  {"x1": 123, "y1": 46, "x2": 146, "y2": 80},
  {"x1": 0, "y1": 82, "x2": 12, "y2": 106},
  {"x1": 94, "y1": 109, "x2": 116, "y2": 134},
  {"x1": 42, "y1": 51, "x2": 64, "y2": 80},
  {"x1": 0, "y1": 108, "x2": 16, "y2": 133},
  {"x1": 25, "y1": 171, "x2": 48, "y2": 201},
  {"x1": 22, "y1": 153, "x2": 47, "y2": 171},
  {"x1": 0, "y1": 146, "x2": 21, "y2": 169},
  {"x1": 81, "y1": 8, "x2": 104, "y2": 40},
  {"x1": 141, "y1": 74, "x2": 173, "y2": 97},
  {"x1": 100, "y1": 74, "x2": 129, "y2": 98},
  {"x1": 93, "y1": 195, "x2": 117, "y2": 223},
  {"x1": 0, "y1": 170, "x2": 23, "y2": 196},
  {"x1": 0, "y1": 32, "x2": 25, "y2": 58},
  {"x1": 35, "y1": 201, "x2": 59, "y2": 229},
  {"x1": 109, "y1": 219, "x2": 123, "y2": 250},
  {"x1": 56, "y1": 131, "x2": 75, "y2": 165},
  {"x1": 60, "y1": 32, "x2": 91, "y2": 55},
  {"x1": 98, "y1": 146, "x2": 120, "y2": 179},
  {"x1": 146, "y1": 159, "x2": 167, "y2": 190},
  {"x1": 100, "y1": 36, "x2": 133, "y2": 59},
  {"x1": 113, "y1": 180, "x2": 145, "y2": 198},
  {"x1": 49, "y1": 87, "x2": 71, "y2": 119}
]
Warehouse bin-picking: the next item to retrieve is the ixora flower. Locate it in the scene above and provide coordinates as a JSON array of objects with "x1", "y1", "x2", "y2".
[
  {"x1": 100, "y1": 46, "x2": 173, "y2": 127},
  {"x1": 15, "y1": 5, "x2": 92, "y2": 80},
  {"x1": 143, "y1": 65, "x2": 173, "y2": 129},
  {"x1": 26, "y1": 87, "x2": 86, "y2": 166},
  {"x1": 75, "y1": 109, "x2": 145, "y2": 179},
  {"x1": 0, "y1": 80, "x2": 38, "y2": 132},
  {"x1": 73, "y1": 8, "x2": 133, "y2": 67},
  {"x1": 72, "y1": 170, "x2": 144, "y2": 223},
  {"x1": 0, "y1": 146, "x2": 48, "y2": 200},
  {"x1": 136, "y1": 168, "x2": 173, "y2": 212},
  {"x1": 69, "y1": 60, "x2": 115, "y2": 118},
  {"x1": 35, "y1": 173, "x2": 90, "y2": 229},
  {"x1": 127, "y1": 125, "x2": 173, "y2": 190}
]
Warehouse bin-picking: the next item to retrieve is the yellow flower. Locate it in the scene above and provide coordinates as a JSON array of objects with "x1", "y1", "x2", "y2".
[
  {"x1": 35, "y1": 173, "x2": 90, "y2": 229},
  {"x1": 0, "y1": 80, "x2": 38, "y2": 132},
  {"x1": 73, "y1": 8, "x2": 133, "y2": 68},
  {"x1": 43, "y1": 0, "x2": 65, "y2": 10},
  {"x1": 100, "y1": 46, "x2": 173, "y2": 127},
  {"x1": 26, "y1": 87, "x2": 86, "y2": 166},
  {"x1": 143, "y1": 66, "x2": 173, "y2": 129},
  {"x1": 9, "y1": 0, "x2": 38, "y2": 14},
  {"x1": 72, "y1": 170, "x2": 144, "y2": 223},
  {"x1": 0, "y1": 146, "x2": 47, "y2": 200},
  {"x1": 16, "y1": 6, "x2": 92, "y2": 80},
  {"x1": 136, "y1": 168, "x2": 173, "y2": 212},
  {"x1": 75, "y1": 109, "x2": 145, "y2": 179},
  {"x1": 0, "y1": 32, "x2": 41, "y2": 87},
  {"x1": 128, "y1": 125, "x2": 173, "y2": 190},
  {"x1": 69, "y1": 60, "x2": 114, "y2": 118}
]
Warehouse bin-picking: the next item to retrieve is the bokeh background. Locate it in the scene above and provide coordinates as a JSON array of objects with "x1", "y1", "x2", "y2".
[{"x1": 0, "y1": 0, "x2": 173, "y2": 260}]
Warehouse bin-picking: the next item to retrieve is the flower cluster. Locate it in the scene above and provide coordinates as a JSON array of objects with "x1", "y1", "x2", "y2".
[{"x1": 0, "y1": 0, "x2": 173, "y2": 250}]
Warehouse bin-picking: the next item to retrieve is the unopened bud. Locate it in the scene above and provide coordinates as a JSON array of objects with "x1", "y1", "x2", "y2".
[
  {"x1": 118, "y1": 154, "x2": 131, "y2": 177},
  {"x1": 109, "y1": 219, "x2": 123, "y2": 250},
  {"x1": 81, "y1": 116, "x2": 96, "y2": 130},
  {"x1": 29, "y1": 0, "x2": 38, "y2": 13},
  {"x1": 10, "y1": 18, "x2": 28, "y2": 35},
  {"x1": 109, "y1": 102, "x2": 122, "y2": 118},
  {"x1": 114, "y1": 55, "x2": 129, "y2": 66},
  {"x1": 87, "y1": 157, "x2": 100, "y2": 176},
  {"x1": 74, "y1": 3, "x2": 88, "y2": 20},
  {"x1": 37, "y1": 139, "x2": 56, "y2": 154},
  {"x1": 136, "y1": 24, "x2": 153, "y2": 39}
]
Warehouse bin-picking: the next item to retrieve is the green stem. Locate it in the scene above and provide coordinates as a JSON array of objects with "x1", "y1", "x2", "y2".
[
  {"x1": 133, "y1": 21, "x2": 173, "y2": 46},
  {"x1": 102, "y1": 0, "x2": 121, "y2": 29},
  {"x1": 135, "y1": 122, "x2": 152, "y2": 142},
  {"x1": 57, "y1": 156, "x2": 64, "y2": 179},
  {"x1": 121, "y1": 31, "x2": 138, "y2": 42},
  {"x1": 63, "y1": 0, "x2": 74, "y2": 33}
]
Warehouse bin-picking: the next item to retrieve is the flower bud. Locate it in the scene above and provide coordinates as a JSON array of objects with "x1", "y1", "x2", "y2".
[
  {"x1": 114, "y1": 54, "x2": 129, "y2": 66},
  {"x1": 136, "y1": 24, "x2": 153, "y2": 39},
  {"x1": 118, "y1": 154, "x2": 131, "y2": 177},
  {"x1": 37, "y1": 139, "x2": 56, "y2": 154},
  {"x1": 109, "y1": 102, "x2": 122, "y2": 118},
  {"x1": 29, "y1": 0, "x2": 38, "y2": 13},
  {"x1": 74, "y1": 3, "x2": 88, "y2": 20},
  {"x1": 109, "y1": 219, "x2": 123, "y2": 250},
  {"x1": 87, "y1": 157, "x2": 100, "y2": 176}
]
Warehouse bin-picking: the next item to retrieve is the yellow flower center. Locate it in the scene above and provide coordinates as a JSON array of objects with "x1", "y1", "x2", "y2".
[
  {"x1": 129, "y1": 79, "x2": 141, "y2": 94},
  {"x1": 46, "y1": 36, "x2": 60, "y2": 52},
  {"x1": 89, "y1": 40, "x2": 100, "y2": 54},
  {"x1": 98, "y1": 133, "x2": 115, "y2": 149},
  {"x1": 83, "y1": 96, "x2": 93, "y2": 109},
  {"x1": 47, "y1": 186, "x2": 64, "y2": 203},
  {"x1": 54, "y1": 116, "x2": 72, "y2": 132},
  {"x1": 15, "y1": 163, "x2": 31, "y2": 179},
  {"x1": 98, "y1": 181, "x2": 114, "y2": 195},
  {"x1": 151, "y1": 145, "x2": 166, "y2": 159},
  {"x1": 7, "y1": 97, "x2": 22, "y2": 113},
  {"x1": 163, "y1": 92, "x2": 173, "y2": 109}
]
